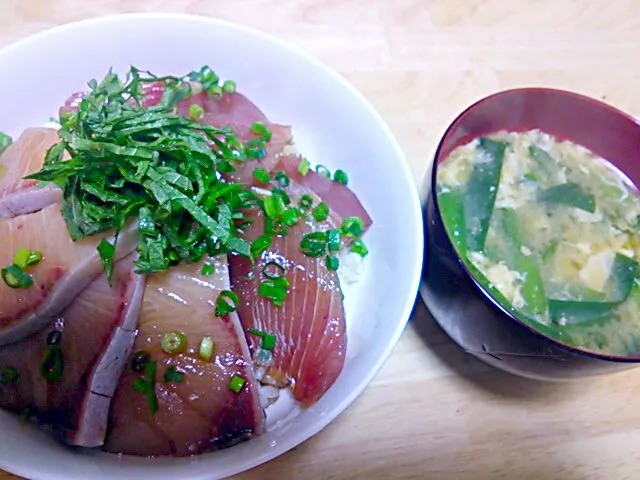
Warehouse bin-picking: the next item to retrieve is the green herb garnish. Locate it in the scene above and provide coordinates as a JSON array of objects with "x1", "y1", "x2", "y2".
[
  {"x1": 161, "y1": 331, "x2": 187, "y2": 354},
  {"x1": 163, "y1": 366, "x2": 185, "y2": 383},
  {"x1": 133, "y1": 359, "x2": 158, "y2": 414},
  {"x1": 1, "y1": 264, "x2": 33, "y2": 289},
  {"x1": 13, "y1": 248, "x2": 43, "y2": 269},
  {"x1": 40, "y1": 345, "x2": 64, "y2": 382},
  {"x1": 215, "y1": 290, "x2": 239, "y2": 317},
  {"x1": 26, "y1": 66, "x2": 267, "y2": 277},
  {"x1": 228, "y1": 374, "x2": 246, "y2": 393}
]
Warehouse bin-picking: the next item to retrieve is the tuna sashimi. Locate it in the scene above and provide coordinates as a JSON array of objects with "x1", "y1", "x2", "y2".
[
  {"x1": 0, "y1": 128, "x2": 63, "y2": 217},
  {"x1": 0, "y1": 202, "x2": 138, "y2": 345},
  {"x1": 0, "y1": 255, "x2": 144, "y2": 447},
  {"x1": 230, "y1": 210, "x2": 347, "y2": 407},
  {"x1": 104, "y1": 256, "x2": 264, "y2": 457}
]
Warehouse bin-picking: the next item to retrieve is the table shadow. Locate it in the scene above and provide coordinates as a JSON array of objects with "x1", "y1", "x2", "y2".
[{"x1": 408, "y1": 296, "x2": 578, "y2": 401}]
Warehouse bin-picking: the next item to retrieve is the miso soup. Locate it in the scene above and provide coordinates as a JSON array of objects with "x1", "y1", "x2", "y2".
[{"x1": 436, "y1": 129, "x2": 640, "y2": 356}]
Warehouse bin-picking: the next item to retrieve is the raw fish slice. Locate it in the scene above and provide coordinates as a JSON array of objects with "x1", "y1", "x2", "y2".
[
  {"x1": 177, "y1": 90, "x2": 268, "y2": 126},
  {"x1": 0, "y1": 128, "x2": 63, "y2": 217},
  {"x1": 0, "y1": 202, "x2": 138, "y2": 345},
  {"x1": 104, "y1": 256, "x2": 264, "y2": 457},
  {"x1": 180, "y1": 91, "x2": 292, "y2": 183},
  {"x1": 212, "y1": 121, "x2": 292, "y2": 184},
  {"x1": 0, "y1": 255, "x2": 144, "y2": 447},
  {"x1": 230, "y1": 209, "x2": 347, "y2": 407},
  {"x1": 275, "y1": 154, "x2": 373, "y2": 231}
]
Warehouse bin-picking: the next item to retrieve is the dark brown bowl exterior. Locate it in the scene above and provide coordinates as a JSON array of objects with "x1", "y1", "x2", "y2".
[{"x1": 422, "y1": 88, "x2": 640, "y2": 381}]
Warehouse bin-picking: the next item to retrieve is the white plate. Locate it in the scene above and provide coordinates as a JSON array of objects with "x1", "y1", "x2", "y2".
[{"x1": 0, "y1": 13, "x2": 423, "y2": 480}]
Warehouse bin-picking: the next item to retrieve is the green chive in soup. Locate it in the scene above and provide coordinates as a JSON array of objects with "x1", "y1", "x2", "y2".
[{"x1": 437, "y1": 129, "x2": 640, "y2": 356}]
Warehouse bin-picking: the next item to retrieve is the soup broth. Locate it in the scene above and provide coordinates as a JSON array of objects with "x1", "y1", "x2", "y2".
[{"x1": 437, "y1": 129, "x2": 640, "y2": 356}]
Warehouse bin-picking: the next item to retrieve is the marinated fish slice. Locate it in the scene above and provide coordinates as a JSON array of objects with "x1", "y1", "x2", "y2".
[
  {"x1": 275, "y1": 154, "x2": 373, "y2": 231},
  {"x1": 0, "y1": 202, "x2": 138, "y2": 345},
  {"x1": 180, "y1": 91, "x2": 292, "y2": 183},
  {"x1": 0, "y1": 128, "x2": 63, "y2": 217},
  {"x1": 104, "y1": 256, "x2": 264, "y2": 457},
  {"x1": 0, "y1": 255, "x2": 144, "y2": 447},
  {"x1": 230, "y1": 210, "x2": 347, "y2": 407}
]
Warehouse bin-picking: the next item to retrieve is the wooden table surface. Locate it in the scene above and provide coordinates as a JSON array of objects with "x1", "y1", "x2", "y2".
[{"x1": 1, "y1": 1, "x2": 640, "y2": 479}]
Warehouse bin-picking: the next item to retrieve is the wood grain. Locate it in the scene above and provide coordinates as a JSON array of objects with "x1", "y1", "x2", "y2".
[{"x1": 1, "y1": 1, "x2": 639, "y2": 479}]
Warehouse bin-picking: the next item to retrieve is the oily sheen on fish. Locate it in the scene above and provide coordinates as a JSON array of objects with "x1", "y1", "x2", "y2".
[
  {"x1": 0, "y1": 202, "x2": 138, "y2": 345},
  {"x1": 104, "y1": 256, "x2": 264, "y2": 457},
  {"x1": 0, "y1": 255, "x2": 144, "y2": 447},
  {"x1": 0, "y1": 128, "x2": 63, "y2": 217},
  {"x1": 177, "y1": 90, "x2": 293, "y2": 183},
  {"x1": 229, "y1": 162, "x2": 372, "y2": 406},
  {"x1": 275, "y1": 154, "x2": 373, "y2": 231},
  {"x1": 230, "y1": 209, "x2": 348, "y2": 407},
  {"x1": 144, "y1": 84, "x2": 293, "y2": 182}
]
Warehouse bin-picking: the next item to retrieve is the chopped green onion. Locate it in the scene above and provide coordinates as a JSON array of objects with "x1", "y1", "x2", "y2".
[
  {"x1": 0, "y1": 366, "x2": 18, "y2": 384},
  {"x1": 333, "y1": 169, "x2": 348, "y2": 185},
  {"x1": 350, "y1": 238, "x2": 369, "y2": 257},
  {"x1": 299, "y1": 194, "x2": 313, "y2": 210},
  {"x1": 258, "y1": 279, "x2": 288, "y2": 306},
  {"x1": 273, "y1": 276, "x2": 290, "y2": 290},
  {"x1": 316, "y1": 165, "x2": 331, "y2": 179},
  {"x1": 228, "y1": 374, "x2": 246, "y2": 393},
  {"x1": 312, "y1": 202, "x2": 330, "y2": 222},
  {"x1": 194, "y1": 65, "x2": 219, "y2": 93},
  {"x1": 222, "y1": 80, "x2": 237, "y2": 94},
  {"x1": 272, "y1": 188, "x2": 291, "y2": 206},
  {"x1": 245, "y1": 138, "x2": 267, "y2": 160},
  {"x1": 253, "y1": 167, "x2": 271, "y2": 185},
  {"x1": 133, "y1": 359, "x2": 158, "y2": 414},
  {"x1": 215, "y1": 290, "x2": 239, "y2": 317},
  {"x1": 300, "y1": 231, "x2": 328, "y2": 257},
  {"x1": 1, "y1": 264, "x2": 33, "y2": 289},
  {"x1": 201, "y1": 263, "x2": 215, "y2": 276},
  {"x1": 46, "y1": 330, "x2": 62, "y2": 346},
  {"x1": 0, "y1": 131, "x2": 12, "y2": 155},
  {"x1": 247, "y1": 329, "x2": 278, "y2": 351},
  {"x1": 341, "y1": 216, "x2": 365, "y2": 237},
  {"x1": 163, "y1": 366, "x2": 184, "y2": 383},
  {"x1": 298, "y1": 158, "x2": 310, "y2": 176},
  {"x1": 327, "y1": 229, "x2": 341, "y2": 252},
  {"x1": 264, "y1": 193, "x2": 286, "y2": 219},
  {"x1": 188, "y1": 103, "x2": 205, "y2": 121},
  {"x1": 281, "y1": 208, "x2": 300, "y2": 227},
  {"x1": 161, "y1": 331, "x2": 187, "y2": 354},
  {"x1": 250, "y1": 121, "x2": 272, "y2": 142},
  {"x1": 251, "y1": 234, "x2": 272, "y2": 258},
  {"x1": 274, "y1": 171, "x2": 290, "y2": 188},
  {"x1": 325, "y1": 255, "x2": 340, "y2": 271},
  {"x1": 199, "y1": 336, "x2": 215, "y2": 362},
  {"x1": 40, "y1": 346, "x2": 63, "y2": 382},
  {"x1": 130, "y1": 350, "x2": 150, "y2": 373},
  {"x1": 13, "y1": 248, "x2": 42, "y2": 269},
  {"x1": 263, "y1": 261, "x2": 285, "y2": 280},
  {"x1": 97, "y1": 238, "x2": 116, "y2": 285},
  {"x1": 262, "y1": 333, "x2": 276, "y2": 351}
]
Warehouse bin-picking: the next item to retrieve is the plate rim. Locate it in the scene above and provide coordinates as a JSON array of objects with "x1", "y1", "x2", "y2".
[{"x1": 0, "y1": 12, "x2": 424, "y2": 479}]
